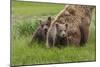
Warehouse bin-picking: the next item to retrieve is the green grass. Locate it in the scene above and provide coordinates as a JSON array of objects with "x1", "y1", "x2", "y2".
[
  {"x1": 12, "y1": 1, "x2": 64, "y2": 17},
  {"x1": 12, "y1": 35, "x2": 95, "y2": 66},
  {"x1": 11, "y1": 1, "x2": 96, "y2": 66}
]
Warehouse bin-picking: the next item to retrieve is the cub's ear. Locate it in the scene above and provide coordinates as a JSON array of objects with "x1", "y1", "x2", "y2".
[
  {"x1": 47, "y1": 17, "x2": 52, "y2": 25},
  {"x1": 65, "y1": 23, "x2": 68, "y2": 28},
  {"x1": 37, "y1": 20, "x2": 42, "y2": 25},
  {"x1": 56, "y1": 23, "x2": 59, "y2": 28},
  {"x1": 39, "y1": 20, "x2": 44, "y2": 27},
  {"x1": 48, "y1": 16, "x2": 51, "y2": 21}
]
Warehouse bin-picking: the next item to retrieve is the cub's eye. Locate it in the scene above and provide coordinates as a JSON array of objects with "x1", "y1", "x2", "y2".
[
  {"x1": 41, "y1": 24, "x2": 44, "y2": 27},
  {"x1": 59, "y1": 30, "x2": 62, "y2": 32},
  {"x1": 64, "y1": 30, "x2": 66, "y2": 32},
  {"x1": 46, "y1": 24, "x2": 48, "y2": 26}
]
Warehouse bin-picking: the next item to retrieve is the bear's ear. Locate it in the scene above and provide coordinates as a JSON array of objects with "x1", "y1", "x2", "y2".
[
  {"x1": 56, "y1": 23, "x2": 59, "y2": 28},
  {"x1": 39, "y1": 20, "x2": 42, "y2": 24},
  {"x1": 47, "y1": 17, "x2": 52, "y2": 25},
  {"x1": 39, "y1": 20, "x2": 42, "y2": 25},
  {"x1": 65, "y1": 23, "x2": 68, "y2": 28},
  {"x1": 48, "y1": 16, "x2": 51, "y2": 21},
  {"x1": 41, "y1": 24, "x2": 44, "y2": 28},
  {"x1": 39, "y1": 20, "x2": 44, "y2": 27}
]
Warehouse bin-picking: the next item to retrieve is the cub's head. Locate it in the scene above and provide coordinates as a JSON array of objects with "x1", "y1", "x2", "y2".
[
  {"x1": 56, "y1": 23, "x2": 68, "y2": 38},
  {"x1": 40, "y1": 17, "x2": 52, "y2": 34}
]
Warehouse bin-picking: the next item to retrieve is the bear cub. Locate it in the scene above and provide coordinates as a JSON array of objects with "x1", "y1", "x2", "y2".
[
  {"x1": 31, "y1": 17, "x2": 52, "y2": 43},
  {"x1": 46, "y1": 23, "x2": 68, "y2": 48}
]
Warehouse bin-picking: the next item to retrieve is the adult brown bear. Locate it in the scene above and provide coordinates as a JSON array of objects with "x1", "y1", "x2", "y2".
[
  {"x1": 70, "y1": 5, "x2": 95, "y2": 45},
  {"x1": 46, "y1": 5, "x2": 94, "y2": 48}
]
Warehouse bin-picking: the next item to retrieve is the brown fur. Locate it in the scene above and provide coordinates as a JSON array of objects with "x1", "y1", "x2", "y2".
[
  {"x1": 46, "y1": 23, "x2": 68, "y2": 48},
  {"x1": 67, "y1": 23, "x2": 81, "y2": 46},
  {"x1": 31, "y1": 17, "x2": 52, "y2": 43},
  {"x1": 46, "y1": 5, "x2": 94, "y2": 47},
  {"x1": 72, "y1": 5, "x2": 94, "y2": 45}
]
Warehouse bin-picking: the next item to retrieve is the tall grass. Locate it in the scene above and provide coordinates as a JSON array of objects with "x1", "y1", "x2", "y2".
[
  {"x1": 12, "y1": 35, "x2": 95, "y2": 66},
  {"x1": 13, "y1": 19, "x2": 39, "y2": 37},
  {"x1": 11, "y1": 1, "x2": 96, "y2": 66}
]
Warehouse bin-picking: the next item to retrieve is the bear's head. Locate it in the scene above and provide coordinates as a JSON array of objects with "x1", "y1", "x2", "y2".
[
  {"x1": 56, "y1": 23, "x2": 68, "y2": 38},
  {"x1": 39, "y1": 16, "x2": 52, "y2": 35}
]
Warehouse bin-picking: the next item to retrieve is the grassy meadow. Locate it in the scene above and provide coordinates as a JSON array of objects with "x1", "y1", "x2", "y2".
[{"x1": 11, "y1": 1, "x2": 96, "y2": 66}]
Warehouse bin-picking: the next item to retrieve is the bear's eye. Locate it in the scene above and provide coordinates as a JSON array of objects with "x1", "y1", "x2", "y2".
[
  {"x1": 46, "y1": 24, "x2": 48, "y2": 26},
  {"x1": 59, "y1": 30, "x2": 62, "y2": 32},
  {"x1": 64, "y1": 30, "x2": 66, "y2": 32},
  {"x1": 41, "y1": 24, "x2": 44, "y2": 27}
]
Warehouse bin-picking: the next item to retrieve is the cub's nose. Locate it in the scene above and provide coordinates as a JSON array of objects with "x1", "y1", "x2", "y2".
[
  {"x1": 43, "y1": 26, "x2": 48, "y2": 32},
  {"x1": 44, "y1": 28, "x2": 48, "y2": 34},
  {"x1": 62, "y1": 34, "x2": 66, "y2": 37},
  {"x1": 44, "y1": 28, "x2": 47, "y2": 31}
]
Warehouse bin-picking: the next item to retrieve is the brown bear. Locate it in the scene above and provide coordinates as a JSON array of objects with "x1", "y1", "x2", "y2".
[
  {"x1": 66, "y1": 5, "x2": 95, "y2": 45},
  {"x1": 46, "y1": 23, "x2": 68, "y2": 48},
  {"x1": 46, "y1": 5, "x2": 94, "y2": 47},
  {"x1": 46, "y1": 14, "x2": 82, "y2": 47},
  {"x1": 31, "y1": 16, "x2": 52, "y2": 43},
  {"x1": 69, "y1": 5, "x2": 95, "y2": 45}
]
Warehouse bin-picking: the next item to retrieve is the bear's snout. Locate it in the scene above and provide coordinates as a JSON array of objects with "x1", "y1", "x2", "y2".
[{"x1": 61, "y1": 31, "x2": 66, "y2": 38}]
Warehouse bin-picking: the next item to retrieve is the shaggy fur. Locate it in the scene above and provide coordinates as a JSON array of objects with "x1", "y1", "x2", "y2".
[{"x1": 46, "y1": 5, "x2": 94, "y2": 47}]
